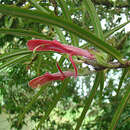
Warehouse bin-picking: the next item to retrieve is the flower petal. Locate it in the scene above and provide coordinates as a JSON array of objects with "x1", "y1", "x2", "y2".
[
  {"x1": 27, "y1": 39, "x2": 66, "y2": 53},
  {"x1": 27, "y1": 39, "x2": 95, "y2": 59},
  {"x1": 29, "y1": 71, "x2": 75, "y2": 88}
]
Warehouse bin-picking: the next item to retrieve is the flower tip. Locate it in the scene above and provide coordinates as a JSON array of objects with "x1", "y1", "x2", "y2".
[
  {"x1": 28, "y1": 79, "x2": 41, "y2": 88},
  {"x1": 27, "y1": 40, "x2": 36, "y2": 51},
  {"x1": 28, "y1": 81, "x2": 37, "y2": 89},
  {"x1": 27, "y1": 39, "x2": 44, "y2": 51}
]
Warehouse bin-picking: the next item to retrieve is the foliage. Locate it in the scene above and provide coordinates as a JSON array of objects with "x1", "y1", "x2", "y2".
[{"x1": 0, "y1": 0, "x2": 130, "y2": 130}]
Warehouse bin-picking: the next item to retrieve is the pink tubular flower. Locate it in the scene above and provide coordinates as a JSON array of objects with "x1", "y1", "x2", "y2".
[
  {"x1": 27, "y1": 39, "x2": 95, "y2": 77},
  {"x1": 29, "y1": 71, "x2": 75, "y2": 88},
  {"x1": 27, "y1": 40, "x2": 94, "y2": 59}
]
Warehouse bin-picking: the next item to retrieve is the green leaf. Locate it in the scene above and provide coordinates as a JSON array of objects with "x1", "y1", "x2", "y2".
[
  {"x1": 75, "y1": 72, "x2": 101, "y2": 130},
  {"x1": 5, "y1": 16, "x2": 14, "y2": 28},
  {"x1": 28, "y1": 0, "x2": 48, "y2": 13},
  {"x1": 18, "y1": 85, "x2": 48, "y2": 127},
  {"x1": 57, "y1": 0, "x2": 71, "y2": 21},
  {"x1": 116, "y1": 32, "x2": 130, "y2": 49},
  {"x1": 118, "y1": 117, "x2": 130, "y2": 128},
  {"x1": 0, "y1": 54, "x2": 30, "y2": 70},
  {"x1": 116, "y1": 68, "x2": 128, "y2": 98},
  {"x1": 0, "y1": 28, "x2": 51, "y2": 39},
  {"x1": 83, "y1": 0, "x2": 104, "y2": 39},
  {"x1": 57, "y1": 0, "x2": 79, "y2": 46},
  {"x1": 0, "y1": 5, "x2": 123, "y2": 63},
  {"x1": 54, "y1": 27, "x2": 67, "y2": 44},
  {"x1": 0, "y1": 49, "x2": 32, "y2": 61},
  {"x1": 105, "y1": 21, "x2": 130, "y2": 38},
  {"x1": 36, "y1": 79, "x2": 68, "y2": 130},
  {"x1": 0, "y1": 49, "x2": 51, "y2": 70},
  {"x1": 99, "y1": 71, "x2": 105, "y2": 103},
  {"x1": 83, "y1": 0, "x2": 105, "y2": 96},
  {"x1": 109, "y1": 85, "x2": 130, "y2": 130}
]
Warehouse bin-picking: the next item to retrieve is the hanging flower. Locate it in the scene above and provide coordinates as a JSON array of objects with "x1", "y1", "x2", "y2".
[
  {"x1": 27, "y1": 39, "x2": 95, "y2": 77},
  {"x1": 29, "y1": 71, "x2": 75, "y2": 88}
]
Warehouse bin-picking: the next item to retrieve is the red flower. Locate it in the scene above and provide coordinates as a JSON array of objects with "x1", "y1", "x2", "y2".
[
  {"x1": 29, "y1": 71, "x2": 75, "y2": 88},
  {"x1": 27, "y1": 40, "x2": 95, "y2": 77},
  {"x1": 27, "y1": 40, "x2": 94, "y2": 59}
]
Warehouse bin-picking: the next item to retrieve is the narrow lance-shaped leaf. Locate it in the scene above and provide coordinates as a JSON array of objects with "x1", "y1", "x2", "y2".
[
  {"x1": 75, "y1": 72, "x2": 101, "y2": 130},
  {"x1": 109, "y1": 85, "x2": 130, "y2": 130},
  {"x1": 0, "y1": 48, "x2": 50, "y2": 62},
  {"x1": 28, "y1": 0, "x2": 48, "y2": 13},
  {"x1": 105, "y1": 21, "x2": 130, "y2": 38},
  {"x1": 116, "y1": 68, "x2": 128, "y2": 98},
  {"x1": 83, "y1": 0, "x2": 104, "y2": 40},
  {"x1": 54, "y1": 27, "x2": 68, "y2": 44},
  {"x1": 0, "y1": 48, "x2": 52, "y2": 70},
  {"x1": 0, "y1": 54, "x2": 31, "y2": 70},
  {"x1": 0, "y1": 5, "x2": 123, "y2": 63},
  {"x1": 58, "y1": 0, "x2": 79, "y2": 46},
  {"x1": 99, "y1": 71, "x2": 105, "y2": 104},
  {"x1": 83, "y1": 0, "x2": 105, "y2": 101},
  {"x1": 0, "y1": 49, "x2": 32, "y2": 61},
  {"x1": 0, "y1": 28, "x2": 51, "y2": 40}
]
